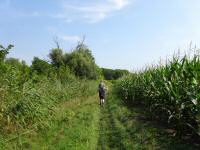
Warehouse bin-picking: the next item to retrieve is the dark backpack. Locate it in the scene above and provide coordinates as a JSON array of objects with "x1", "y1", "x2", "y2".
[{"x1": 99, "y1": 83, "x2": 105, "y2": 93}]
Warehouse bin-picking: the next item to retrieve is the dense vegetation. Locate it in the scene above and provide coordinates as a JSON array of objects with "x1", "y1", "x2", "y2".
[
  {"x1": 36, "y1": 43, "x2": 100, "y2": 80},
  {"x1": 1, "y1": 41, "x2": 199, "y2": 149},
  {"x1": 98, "y1": 91, "x2": 196, "y2": 149},
  {"x1": 0, "y1": 43, "x2": 99, "y2": 138},
  {"x1": 101, "y1": 68, "x2": 130, "y2": 80},
  {"x1": 115, "y1": 51, "x2": 200, "y2": 138}
]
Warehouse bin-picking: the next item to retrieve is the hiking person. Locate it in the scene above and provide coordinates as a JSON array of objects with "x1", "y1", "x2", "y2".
[{"x1": 98, "y1": 80, "x2": 107, "y2": 106}]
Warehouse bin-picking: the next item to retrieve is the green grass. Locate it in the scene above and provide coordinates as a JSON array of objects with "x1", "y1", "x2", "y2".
[
  {"x1": 1, "y1": 86, "x2": 198, "y2": 150},
  {"x1": 1, "y1": 94, "x2": 100, "y2": 150},
  {"x1": 97, "y1": 91, "x2": 198, "y2": 150}
]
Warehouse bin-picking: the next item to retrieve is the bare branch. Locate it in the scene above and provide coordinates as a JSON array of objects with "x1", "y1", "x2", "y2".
[{"x1": 53, "y1": 36, "x2": 60, "y2": 49}]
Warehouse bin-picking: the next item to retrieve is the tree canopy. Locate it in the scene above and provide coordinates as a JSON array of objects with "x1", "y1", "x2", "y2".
[
  {"x1": 0, "y1": 44, "x2": 14, "y2": 62},
  {"x1": 102, "y1": 68, "x2": 130, "y2": 80},
  {"x1": 48, "y1": 43, "x2": 99, "y2": 79}
]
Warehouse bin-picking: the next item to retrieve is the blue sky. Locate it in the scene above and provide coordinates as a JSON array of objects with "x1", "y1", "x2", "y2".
[{"x1": 1, "y1": 0, "x2": 200, "y2": 70}]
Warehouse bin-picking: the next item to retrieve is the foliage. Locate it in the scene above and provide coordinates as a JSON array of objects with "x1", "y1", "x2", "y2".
[
  {"x1": 5, "y1": 58, "x2": 21, "y2": 66},
  {"x1": 31, "y1": 57, "x2": 51, "y2": 76},
  {"x1": 0, "y1": 43, "x2": 99, "y2": 133},
  {"x1": 0, "y1": 44, "x2": 14, "y2": 74},
  {"x1": 102, "y1": 68, "x2": 130, "y2": 80},
  {"x1": 0, "y1": 44, "x2": 14, "y2": 62},
  {"x1": 49, "y1": 48, "x2": 64, "y2": 68},
  {"x1": 98, "y1": 91, "x2": 195, "y2": 149},
  {"x1": 67, "y1": 46, "x2": 99, "y2": 79},
  {"x1": 49, "y1": 43, "x2": 100, "y2": 79}
]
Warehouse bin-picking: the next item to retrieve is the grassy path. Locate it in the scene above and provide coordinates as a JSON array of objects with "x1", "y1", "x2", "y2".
[
  {"x1": 2, "y1": 91, "x2": 199, "y2": 149},
  {"x1": 97, "y1": 92, "x2": 198, "y2": 150},
  {"x1": 29, "y1": 95, "x2": 101, "y2": 150}
]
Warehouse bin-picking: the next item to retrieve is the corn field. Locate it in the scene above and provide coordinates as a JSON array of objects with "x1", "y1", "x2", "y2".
[{"x1": 115, "y1": 52, "x2": 200, "y2": 137}]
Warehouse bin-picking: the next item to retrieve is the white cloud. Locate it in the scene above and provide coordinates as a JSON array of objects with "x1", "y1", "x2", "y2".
[
  {"x1": 60, "y1": 35, "x2": 81, "y2": 42},
  {"x1": 46, "y1": 26, "x2": 80, "y2": 42},
  {"x1": 110, "y1": 0, "x2": 130, "y2": 10},
  {"x1": 53, "y1": 0, "x2": 132, "y2": 23}
]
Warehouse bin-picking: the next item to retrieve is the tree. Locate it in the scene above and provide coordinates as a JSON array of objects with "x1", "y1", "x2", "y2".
[
  {"x1": 5, "y1": 58, "x2": 21, "y2": 66},
  {"x1": 47, "y1": 41, "x2": 100, "y2": 79},
  {"x1": 0, "y1": 44, "x2": 14, "y2": 62},
  {"x1": 63, "y1": 53, "x2": 70, "y2": 66},
  {"x1": 0, "y1": 44, "x2": 14, "y2": 74},
  {"x1": 31, "y1": 57, "x2": 51, "y2": 75},
  {"x1": 49, "y1": 48, "x2": 64, "y2": 68},
  {"x1": 102, "y1": 68, "x2": 129, "y2": 80},
  {"x1": 66, "y1": 44, "x2": 99, "y2": 79}
]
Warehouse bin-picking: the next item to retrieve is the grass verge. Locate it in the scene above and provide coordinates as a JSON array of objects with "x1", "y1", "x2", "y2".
[
  {"x1": 1, "y1": 94, "x2": 100, "y2": 150},
  {"x1": 97, "y1": 91, "x2": 199, "y2": 150}
]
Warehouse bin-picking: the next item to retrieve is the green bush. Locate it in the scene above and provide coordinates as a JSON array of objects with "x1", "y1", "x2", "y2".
[
  {"x1": 102, "y1": 68, "x2": 130, "y2": 80},
  {"x1": 0, "y1": 43, "x2": 98, "y2": 132}
]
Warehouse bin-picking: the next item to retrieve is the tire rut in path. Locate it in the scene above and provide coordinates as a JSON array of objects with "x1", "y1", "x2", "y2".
[{"x1": 97, "y1": 99, "x2": 127, "y2": 150}]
